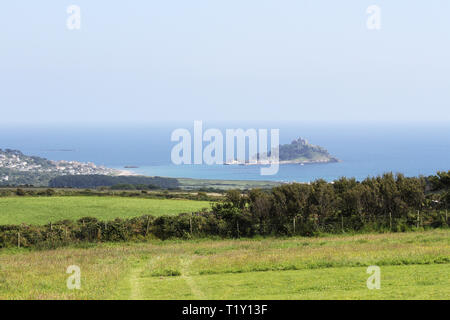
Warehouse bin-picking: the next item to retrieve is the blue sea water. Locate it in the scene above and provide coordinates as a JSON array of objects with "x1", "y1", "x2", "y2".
[{"x1": 0, "y1": 122, "x2": 448, "y2": 182}]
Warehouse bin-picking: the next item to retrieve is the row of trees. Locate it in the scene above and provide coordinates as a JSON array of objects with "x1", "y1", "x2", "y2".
[
  {"x1": 0, "y1": 172, "x2": 448, "y2": 248},
  {"x1": 48, "y1": 175, "x2": 180, "y2": 189},
  {"x1": 0, "y1": 187, "x2": 217, "y2": 202},
  {"x1": 212, "y1": 172, "x2": 449, "y2": 236}
]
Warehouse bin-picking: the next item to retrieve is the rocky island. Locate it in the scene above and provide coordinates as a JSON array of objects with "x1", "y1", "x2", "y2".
[
  {"x1": 277, "y1": 137, "x2": 339, "y2": 164},
  {"x1": 245, "y1": 137, "x2": 339, "y2": 165}
]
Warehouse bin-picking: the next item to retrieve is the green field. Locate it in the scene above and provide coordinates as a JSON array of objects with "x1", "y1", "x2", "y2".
[
  {"x1": 178, "y1": 178, "x2": 281, "y2": 190},
  {"x1": 0, "y1": 230, "x2": 448, "y2": 299},
  {"x1": 0, "y1": 196, "x2": 211, "y2": 225}
]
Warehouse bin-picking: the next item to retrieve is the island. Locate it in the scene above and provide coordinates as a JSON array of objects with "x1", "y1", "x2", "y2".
[
  {"x1": 225, "y1": 137, "x2": 339, "y2": 165},
  {"x1": 276, "y1": 137, "x2": 340, "y2": 164}
]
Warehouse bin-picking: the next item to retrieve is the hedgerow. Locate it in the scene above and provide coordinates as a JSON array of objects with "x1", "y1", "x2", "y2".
[{"x1": 0, "y1": 171, "x2": 448, "y2": 249}]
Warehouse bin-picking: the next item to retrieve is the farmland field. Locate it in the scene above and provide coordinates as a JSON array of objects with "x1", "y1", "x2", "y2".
[
  {"x1": 0, "y1": 196, "x2": 211, "y2": 225},
  {"x1": 177, "y1": 178, "x2": 281, "y2": 190},
  {"x1": 0, "y1": 230, "x2": 448, "y2": 299}
]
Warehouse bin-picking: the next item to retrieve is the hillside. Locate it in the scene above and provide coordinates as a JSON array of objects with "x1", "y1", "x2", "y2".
[{"x1": 0, "y1": 149, "x2": 118, "y2": 186}]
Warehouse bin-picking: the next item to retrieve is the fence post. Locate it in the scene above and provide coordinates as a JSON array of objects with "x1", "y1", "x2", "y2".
[
  {"x1": 190, "y1": 215, "x2": 193, "y2": 235},
  {"x1": 389, "y1": 212, "x2": 392, "y2": 231},
  {"x1": 145, "y1": 216, "x2": 150, "y2": 236},
  {"x1": 17, "y1": 232, "x2": 20, "y2": 248},
  {"x1": 341, "y1": 215, "x2": 344, "y2": 233},
  {"x1": 314, "y1": 215, "x2": 319, "y2": 232},
  {"x1": 293, "y1": 217, "x2": 296, "y2": 234},
  {"x1": 417, "y1": 211, "x2": 420, "y2": 228},
  {"x1": 237, "y1": 221, "x2": 240, "y2": 238}
]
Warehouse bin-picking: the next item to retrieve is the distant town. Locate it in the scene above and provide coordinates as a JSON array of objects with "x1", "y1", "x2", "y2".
[{"x1": 0, "y1": 149, "x2": 118, "y2": 184}]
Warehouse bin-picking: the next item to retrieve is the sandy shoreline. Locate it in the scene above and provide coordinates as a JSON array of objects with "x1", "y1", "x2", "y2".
[{"x1": 115, "y1": 169, "x2": 139, "y2": 176}]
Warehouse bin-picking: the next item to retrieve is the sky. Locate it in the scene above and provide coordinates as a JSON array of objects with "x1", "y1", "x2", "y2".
[{"x1": 0, "y1": 1, "x2": 449, "y2": 124}]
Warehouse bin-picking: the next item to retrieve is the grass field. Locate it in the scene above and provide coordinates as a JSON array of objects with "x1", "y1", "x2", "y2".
[
  {"x1": 0, "y1": 230, "x2": 448, "y2": 299},
  {"x1": 178, "y1": 178, "x2": 281, "y2": 190},
  {"x1": 0, "y1": 196, "x2": 211, "y2": 225}
]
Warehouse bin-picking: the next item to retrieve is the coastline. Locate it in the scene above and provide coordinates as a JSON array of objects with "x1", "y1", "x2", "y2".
[
  {"x1": 114, "y1": 169, "x2": 139, "y2": 176},
  {"x1": 225, "y1": 158, "x2": 341, "y2": 166}
]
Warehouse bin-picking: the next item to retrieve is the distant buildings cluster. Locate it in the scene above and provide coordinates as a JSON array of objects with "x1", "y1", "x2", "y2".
[
  {"x1": 49, "y1": 160, "x2": 117, "y2": 176},
  {"x1": 0, "y1": 150, "x2": 117, "y2": 177},
  {"x1": 0, "y1": 153, "x2": 43, "y2": 172}
]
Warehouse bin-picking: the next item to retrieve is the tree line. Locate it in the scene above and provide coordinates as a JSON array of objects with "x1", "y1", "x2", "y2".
[
  {"x1": 211, "y1": 171, "x2": 449, "y2": 237},
  {"x1": 0, "y1": 171, "x2": 448, "y2": 248},
  {"x1": 0, "y1": 187, "x2": 217, "y2": 202},
  {"x1": 48, "y1": 175, "x2": 180, "y2": 189}
]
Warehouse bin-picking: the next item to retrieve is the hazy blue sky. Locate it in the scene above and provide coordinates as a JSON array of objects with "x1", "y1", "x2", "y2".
[{"x1": 0, "y1": 1, "x2": 449, "y2": 124}]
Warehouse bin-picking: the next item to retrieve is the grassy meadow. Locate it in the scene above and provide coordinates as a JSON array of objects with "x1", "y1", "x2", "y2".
[
  {"x1": 0, "y1": 196, "x2": 211, "y2": 225},
  {"x1": 177, "y1": 178, "x2": 281, "y2": 190},
  {"x1": 0, "y1": 230, "x2": 448, "y2": 299}
]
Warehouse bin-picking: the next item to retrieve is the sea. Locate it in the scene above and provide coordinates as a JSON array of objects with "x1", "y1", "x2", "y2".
[{"x1": 1, "y1": 122, "x2": 449, "y2": 183}]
